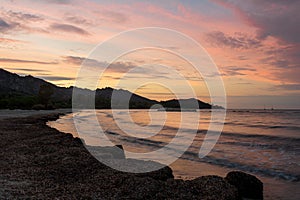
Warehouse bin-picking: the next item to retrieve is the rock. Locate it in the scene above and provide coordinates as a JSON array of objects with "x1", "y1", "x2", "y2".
[
  {"x1": 113, "y1": 176, "x2": 163, "y2": 199},
  {"x1": 157, "y1": 175, "x2": 239, "y2": 200},
  {"x1": 87, "y1": 145, "x2": 126, "y2": 159},
  {"x1": 104, "y1": 158, "x2": 174, "y2": 181},
  {"x1": 73, "y1": 137, "x2": 85, "y2": 146},
  {"x1": 225, "y1": 171, "x2": 263, "y2": 200},
  {"x1": 136, "y1": 161, "x2": 174, "y2": 181},
  {"x1": 113, "y1": 175, "x2": 239, "y2": 200},
  {"x1": 186, "y1": 175, "x2": 239, "y2": 200}
]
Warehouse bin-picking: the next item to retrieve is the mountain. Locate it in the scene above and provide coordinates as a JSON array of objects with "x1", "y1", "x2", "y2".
[
  {"x1": 0, "y1": 68, "x2": 220, "y2": 110},
  {"x1": 0, "y1": 69, "x2": 157, "y2": 109},
  {"x1": 95, "y1": 87, "x2": 157, "y2": 109},
  {"x1": 160, "y1": 98, "x2": 212, "y2": 109},
  {"x1": 0, "y1": 68, "x2": 72, "y2": 100}
]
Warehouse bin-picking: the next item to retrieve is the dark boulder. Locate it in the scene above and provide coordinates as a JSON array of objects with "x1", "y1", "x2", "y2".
[
  {"x1": 158, "y1": 175, "x2": 239, "y2": 200},
  {"x1": 113, "y1": 176, "x2": 163, "y2": 199},
  {"x1": 87, "y1": 145, "x2": 126, "y2": 159},
  {"x1": 186, "y1": 175, "x2": 239, "y2": 200},
  {"x1": 137, "y1": 162, "x2": 174, "y2": 181},
  {"x1": 225, "y1": 171, "x2": 263, "y2": 200}
]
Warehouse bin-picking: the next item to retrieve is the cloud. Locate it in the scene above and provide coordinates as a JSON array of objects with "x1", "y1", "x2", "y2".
[
  {"x1": 154, "y1": 46, "x2": 180, "y2": 51},
  {"x1": 44, "y1": 0, "x2": 71, "y2": 4},
  {"x1": 139, "y1": 92, "x2": 177, "y2": 96},
  {"x1": 222, "y1": 65, "x2": 256, "y2": 76},
  {"x1": 205, "y1": 31, "x2": 261, "y2": 49},
  {"x1": 63, "y1": 56, "x2": 136, "y2": 73},
  {"x1": 101, "y1": 75, "x2": 120, "y2": 80},
  {"x1": 63, "y1": 56, "x2": 134, "y2": 72},
  {"x1": 0, "y1": 58, "x2": 58, "y2": 65},
  {"x1": 212, "y1": 1, "x2": 299, "y2": 84},
  {"x1": 108, "y1": 62, "x2": 143, "y2": 73},
  {"x1": 62, "y1": 56, "x2": 102, "y2": 67},
  {"x1": 237, "y1": 55, "x2": 248, "y2": 60},
  {"x1": 0, "y1": 11, "x2": 44, "y2": 34},
  {"x1": 5, "y1": 68, "x2": 49, "y2": 73},
  {"x1": 0, "y1": 18, "x2": 10, "y2": 29},
  {"x1": 0, "y1": 17, "x2": 16, "y2": 32},
  {"x1": 0, "y1": 37, "x2": 26, "y2": 50},
  {"x1": 6, "y1": 11, "x2": 43, "y2": 22},
  {"x1": 100, "y1": 10, "x2": 128, "y2": 24},
  {"x1": 264, "y1": 45, "x2": 300, "y2": 68},
  {"x1": 50, "y1": 23, "x2": 90, "y2": 35},
  {"x1": 271, "y1": 68, "x2": 300, "y2": 84},
  {"x1": 0, "y1": 37, "x2": 24, "y2": 44},
  {"x1": 234, "y1": 82, "x2": 254, "y2": 85},
  {"x1": 213, "y1": 0, "x2": 300, "y2": 43},
  {"x1": 38, "y1": 76, "x2": 75, "y2": 81},
  {"x1": 63, "y1": 56, "x2": 165, "y2": 75},
  {"x1": 65, "y1": 16, "x2": 91, "y2": 25},
  {"x1": 273, "y1": 84, "x2": 300, "y2": 91},
  {"x1": 261, "y1": 45, "x2": 300, "y2": 83}
]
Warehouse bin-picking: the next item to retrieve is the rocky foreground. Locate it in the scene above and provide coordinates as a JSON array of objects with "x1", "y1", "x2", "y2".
[{"x1": 0, "y1": 113, "x2": 263, "y2": 199}]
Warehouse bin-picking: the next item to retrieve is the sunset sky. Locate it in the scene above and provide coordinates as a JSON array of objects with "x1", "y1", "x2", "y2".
[{"x1": 0, "y1": 0, "x2": 299, "y2": 109}]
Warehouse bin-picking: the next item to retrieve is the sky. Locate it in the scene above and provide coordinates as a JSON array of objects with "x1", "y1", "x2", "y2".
[{"x1": 0, "y1": 0, "x2": 299, "y2": 109}]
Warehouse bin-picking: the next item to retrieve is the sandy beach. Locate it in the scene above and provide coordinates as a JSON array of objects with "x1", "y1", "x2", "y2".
[{"x1": 0, "y1": 111, "x2": 265, "y2": 199}]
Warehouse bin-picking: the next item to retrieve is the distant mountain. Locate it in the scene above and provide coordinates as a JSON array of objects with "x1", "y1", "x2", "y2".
[
  {"x1": 160, "y1": 98, "x2": 212, "y2": 109},
  {"x1": 0, "y1": 68, "x2": 220, "y2": 110},
  {"x1": 95, "y1": 87, "x2": 157, "y2": 109}
]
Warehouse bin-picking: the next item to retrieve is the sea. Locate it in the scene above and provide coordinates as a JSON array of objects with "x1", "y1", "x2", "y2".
[{"x1": 48, "y1": 109, "x2": 300, "y2": 200}]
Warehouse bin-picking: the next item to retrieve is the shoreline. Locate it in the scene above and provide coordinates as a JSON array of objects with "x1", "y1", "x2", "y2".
[{"x1": 0, "y1": 111, "x2": 262, "y2": 199}]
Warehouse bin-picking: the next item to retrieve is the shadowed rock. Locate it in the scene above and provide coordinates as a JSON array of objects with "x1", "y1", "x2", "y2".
[
  {"x1": 87, "y1": 145, "x2": 126, "y2": 159},
  {"x1": 158, "y1": 175, "x2": 239, "y2": 200},
  {"x1": 225, "y1": 171, "x2": 263, "y2": 200}
]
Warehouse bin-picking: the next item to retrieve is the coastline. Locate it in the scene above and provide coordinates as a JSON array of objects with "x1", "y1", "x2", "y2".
[{"x1": 0, "y1": 111, "x2": 262, "y2": 199}]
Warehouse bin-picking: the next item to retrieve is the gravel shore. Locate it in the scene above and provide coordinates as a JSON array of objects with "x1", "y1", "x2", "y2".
[{"x1": 0, "y1": 112, "x2": 262, "y2": 199}]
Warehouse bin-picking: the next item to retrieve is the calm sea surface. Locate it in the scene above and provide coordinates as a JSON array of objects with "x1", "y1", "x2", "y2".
[{"x1": 48, "y1": 109, "x2": 300, "y2": 200}]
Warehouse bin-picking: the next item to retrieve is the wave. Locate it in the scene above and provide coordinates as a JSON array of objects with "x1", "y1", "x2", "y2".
[
  {"x1": 216, "y1": 141, "x2": 294, "y2": 152},
  {"x1": 175, "y1": 150, "x2": 299, "y2": 182},
  {"x1": 105, "y1": 130, "x2": 119, "y2": 136},
  {"x1": 198, "y1": 155, "x2": 300, "y2": 182},
  {"x1": 105, "y1": 130, "x2": 167, "y2": 147},
  {"x1": 105, "y1": 128, "x2": 299, "y2": 155},
  {"x1": 223, "y1": 121, "x2": 300, "y2": 131},
  {"x1": 197, "y1": 129, "x2": 300, "y2": 142},
  {"x1": 228, "y1": 109, "x2": 300, "y2": 114},
  {"x1": 245, "y1": 124, "x2": 300, "y2": 131},
  {"x1": 104, "y1": 130, "x2": 299, "y2": 182},
  {"x1": 106, "y1": 133, "x2": 299, "y2": 182}
]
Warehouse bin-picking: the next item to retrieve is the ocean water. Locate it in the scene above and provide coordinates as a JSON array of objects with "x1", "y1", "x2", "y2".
[{"x1": 48, "y1": 109, "x2": 300, "y2": 200}]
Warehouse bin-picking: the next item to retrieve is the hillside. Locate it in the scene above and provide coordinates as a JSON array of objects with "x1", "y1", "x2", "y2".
[{"x1": 0, "y1": 68, "x2": 219, "y2": 110}]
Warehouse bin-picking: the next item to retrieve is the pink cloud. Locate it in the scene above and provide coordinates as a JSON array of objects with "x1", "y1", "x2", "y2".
[
  {"x1": 1, "y1": 0, "x2": 299, "y2": 100},
  {"x1": 212, "y1": 0, "x2": 300, "y2": 43}
]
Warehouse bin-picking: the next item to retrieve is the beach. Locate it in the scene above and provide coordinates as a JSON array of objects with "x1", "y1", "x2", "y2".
[
  {"x1": 1, "y1": 110, "x2": 299, "y2": 199},
  {"x1": 49, "y1": 109, "x2": 300, "y2": 199},
  {"x1": 0, "y1": 111, "x2": 252, "y2": 199}
]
